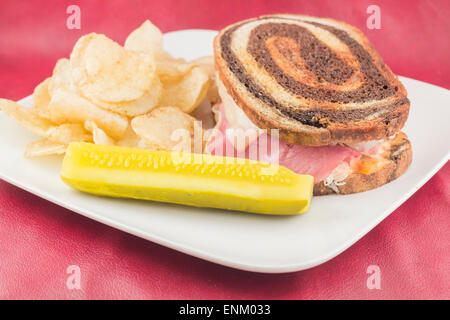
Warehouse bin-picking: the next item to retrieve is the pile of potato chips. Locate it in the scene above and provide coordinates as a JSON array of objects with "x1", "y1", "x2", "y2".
[{"x1": 0, "y1": 20, "x2": 219, "y2": 157}]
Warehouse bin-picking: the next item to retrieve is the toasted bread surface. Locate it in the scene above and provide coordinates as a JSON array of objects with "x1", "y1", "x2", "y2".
[
  {"x1": 214, "y1": 14, "x2": 410, "y2": 146},
  {"x1": 313, "y1": 132, "x2": 412, "y2": 195}
]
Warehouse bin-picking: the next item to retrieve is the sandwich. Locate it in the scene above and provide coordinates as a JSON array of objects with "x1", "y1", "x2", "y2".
[{"x1": 207, "y1": 14, "x2": 412, "y2": 195}]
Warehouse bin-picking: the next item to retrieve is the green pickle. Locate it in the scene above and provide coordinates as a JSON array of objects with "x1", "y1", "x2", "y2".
[{"x1": 61, "y1": 142, "x2": 314, "y2": 215}]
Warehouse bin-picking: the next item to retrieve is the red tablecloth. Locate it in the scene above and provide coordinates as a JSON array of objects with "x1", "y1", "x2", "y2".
[{"x1": 0, "y1": 0, "x2": 448, "y2": 299}]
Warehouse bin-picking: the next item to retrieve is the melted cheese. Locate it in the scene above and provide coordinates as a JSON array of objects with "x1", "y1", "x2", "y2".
[
  {"x1": 344, "y1": 140, "x2": 382, "y2": 154},
  {"x1": 217, "y1": 77, "x2": 261, "y2": 151},
  {"x1": 351, "y1": 156, "x2": 389, "y2": 175},
  {"x1": 323, "y1": 162, "x2": 351, "y2": 193}
]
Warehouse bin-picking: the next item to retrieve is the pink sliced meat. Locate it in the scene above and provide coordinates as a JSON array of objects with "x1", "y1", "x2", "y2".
[
  {"x1": 279, "y1": 143, "x2": 359, "y2": 181},
  {"x1": 205, "y1": 104, "x2": 360, "y2": 182}
]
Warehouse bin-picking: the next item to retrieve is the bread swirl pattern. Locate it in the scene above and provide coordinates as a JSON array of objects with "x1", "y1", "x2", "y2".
[{"x1": 214, "y1": 15, "x2": 410, "y2": 145}]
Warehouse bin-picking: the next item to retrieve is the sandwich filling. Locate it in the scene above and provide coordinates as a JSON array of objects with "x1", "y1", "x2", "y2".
[{"x1": 205, "y1": 80, "x2": 389, "y2": 189}]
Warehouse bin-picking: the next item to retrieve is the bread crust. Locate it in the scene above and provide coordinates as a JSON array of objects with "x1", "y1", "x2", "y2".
[
  {"x1": 313, "y1": 132, "x2": 412, "y2": 195},
  {"x1": 214, "y1": 14, "x2": 410, "y2": 146}
]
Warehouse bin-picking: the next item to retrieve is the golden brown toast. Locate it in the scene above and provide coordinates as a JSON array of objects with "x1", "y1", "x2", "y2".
[{"x1": 214, "y1": 14, "x2": 410, "y2": 146}]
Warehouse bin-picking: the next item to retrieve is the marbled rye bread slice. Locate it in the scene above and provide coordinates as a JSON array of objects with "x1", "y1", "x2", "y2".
[{"x1": 214, "y1": 14, "x2": 410, "y2": 146}]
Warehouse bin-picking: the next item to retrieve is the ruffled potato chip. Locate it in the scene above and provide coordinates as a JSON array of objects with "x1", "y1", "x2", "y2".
[
  {"x1": 191, "y1": 56, "x2": 215, "y2": 77},
  {"x1": 115, "y1": 125, "x2": 149, "y2": 149},
  {"x1": 159, "y1": 67, "x2": 210, "y2": 113},
  {"x1": 191, "y1": 56, "x2": 220, "y2": 104},
  {"x1": 1, "y1": 98, "x2": 92, "y2": 145},
  {"x1": 131, "y1": 107, "x2": 203, "y2": 152},
  {"x1": 156, "y1": 55, "x2": 194, "y2": 83},
  {"x1": 85, "y1": 120, "x2": 115, "y2": 146},
  {"x1": 48, "y1": 58, "x2": 73, "y2": 96},
  {"x1": 47, "y1": 123, "x2": 92, "y2": 145},
  {"x1": 32, "y1": 78, "x2": 53, "y2": 119},
  {"x1": 0, "y1": 98, "x2": 54, "y2": 136},
  {"x1": 24, "y1": 139, "x2": 66, "y2": 158},
  {"x1": 91, "y1": 76, "x2": 163, "y2": 117},
  {"x1": 70, "y1": 33, "x2": 156, "y2": 103},
  {"x1": 48, "y1": 88, "x2": 128, "y2": 139},
  {"x1": 124, "y1": 20, "x2": 164, "y2": 57}
]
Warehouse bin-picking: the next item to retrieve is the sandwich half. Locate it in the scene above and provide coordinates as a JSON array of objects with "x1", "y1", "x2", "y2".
[{"x1": 208, "y1": 14, "x2": 412, "y2": 195}]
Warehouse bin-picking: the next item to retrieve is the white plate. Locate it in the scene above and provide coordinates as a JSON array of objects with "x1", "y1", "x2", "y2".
[{"x1": 0, "y1": 30, "x2": 449, "y2": 273}]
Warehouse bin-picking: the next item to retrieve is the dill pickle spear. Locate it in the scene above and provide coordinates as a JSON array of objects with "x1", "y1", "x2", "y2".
[{"x1": 61, "y1": 142, "x2": 314, "y2": 215}]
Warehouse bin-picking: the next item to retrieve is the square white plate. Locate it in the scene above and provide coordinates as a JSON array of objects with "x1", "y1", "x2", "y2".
[{"x1": 0, "y1": 30, "x2": 449, "y2": 273}]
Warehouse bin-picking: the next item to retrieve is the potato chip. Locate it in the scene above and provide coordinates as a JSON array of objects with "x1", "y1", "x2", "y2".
[
  {"x1": 159, "y1": 67, "x2": 210, "y2": 113},
  {"x1": 156, "y1": 55, "x2": 194, "y2": 83},
  {"x1": 85, "y1": 120, "x2": 115, "y2": 145},
  {"x1": 70, "y1": 33, "x2": 96, "y2": 81},
  {"x1": 131, "y1": 107, "x2": 203, "y2": 152},
  {"x1": 32, "y1": 78, "x2": 52, "y2": 119},
  {"x1": 191, "y1": 56, "x2": 215, "y2": 77},
  {"x1": 0, "y1": 98, "x2": 54, "y2": 136},
  {"x1": 48, "y1": 88, "x2": 128, "y2": 139},
  {"x1": 48, "y1": 58, "x2": 73, "y2": 96},
  {"x1": 90, "y1": 76, "x2": 162, "y2": 117},
  {"x1": 1, "y1": 98, "x2": 93, "y2": 144},
  {"x1": 47, "y1": 123, "x2": 92, "y2": 145},
  {"x1": 70, "y1": 33, "x2": 156, "y2": 103},
  {"x1": 24, "y1": 139, "x2": 67, "y2": 158},
  {"x1": 206, "y1": 81, "x2": 220, "y2": 104},
  {"x1": 124, "y1": 20, "x2": 164, "y2": 57},
  {"x1": 191, "y1": 56, "x2": 220, "y2": 104},
  {"x1": 116, "y1": 124, "x2": 148, "y2": 148}
]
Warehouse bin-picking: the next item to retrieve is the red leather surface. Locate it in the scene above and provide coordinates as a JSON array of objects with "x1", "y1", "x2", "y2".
[{"x1": 0, "y1": 0, "x2": 449, "y2": 299}]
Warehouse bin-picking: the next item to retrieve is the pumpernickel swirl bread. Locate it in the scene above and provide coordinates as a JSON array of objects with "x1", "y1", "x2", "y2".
[
  {"x1": 214, "y1": 14, "x2": 410, "y2": 146},
  {"x1": 314, "y1": 132, "x2": 412, "y2": 195}
]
